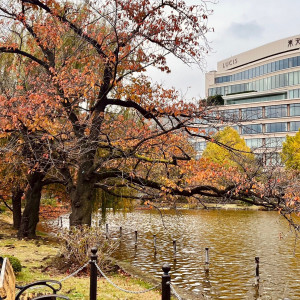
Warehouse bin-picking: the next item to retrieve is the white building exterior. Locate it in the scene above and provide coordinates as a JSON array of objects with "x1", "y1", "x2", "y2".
[{"x1": 201, "y1": 35, "x2": 300, "y2": 165}]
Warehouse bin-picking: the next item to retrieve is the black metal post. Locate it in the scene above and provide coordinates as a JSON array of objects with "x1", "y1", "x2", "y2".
[
  {"x1": 255, "y1": 256, "x2": 259, "y2": 285},
  {"x1": 90, "y1": 247, "x2": 98, "y2": 300},
  {"x1": 161, "y1": 264, "x2": 171, "y2": 300},
  {"x1": 106, "y1": 224, "x2": 109, "y2": 239},
  {"x1": 134, "y1": 230, "x2": 138, "y2": 245},
  {"x1": 205, "y1": 247, "x2": 209, "y2": 271},
  {"x1": 173, "y1": 240, "x2": 177, "y2": 258}
]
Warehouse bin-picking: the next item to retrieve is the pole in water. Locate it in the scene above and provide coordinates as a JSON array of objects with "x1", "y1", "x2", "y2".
[
  {"x1": 134, "y1": 230, "x2": 138, "y2": 245},
  {"x1": 153, "y1": 234, "x2": 157, "y2": 251},
  {"x1": 119, "y1": 226, "x2": 122, "y2": 238},
  {"x1": 205, "y1": 247, "x2": 209, "y2": 271},
  {"x1": 255, "y1": 256, "x2": 260, "y2": 285},
  {"x1": 173, "y1": 240, "x2": 177, "y2": 259},
  {"x1": 105, "y1": 223, "x2": 109, "y2": 239},
  {"x1": 60, "y1": 216, "x2": 63, "y2": 228}
]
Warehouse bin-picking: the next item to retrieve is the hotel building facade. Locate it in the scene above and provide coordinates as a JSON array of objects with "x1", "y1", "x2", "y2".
[{"x1": 200, "y1": 35, "x2": 300, "y2": 165}]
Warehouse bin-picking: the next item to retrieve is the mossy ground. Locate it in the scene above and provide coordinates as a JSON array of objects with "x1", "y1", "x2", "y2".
[{"x1": 0, "y1": 211, "x2": 161, "y2": 299}]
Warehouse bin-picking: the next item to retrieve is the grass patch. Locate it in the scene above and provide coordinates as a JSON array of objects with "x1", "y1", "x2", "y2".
[{"x1": 0, "y1": 213, "x2": 161, "y2": 299}]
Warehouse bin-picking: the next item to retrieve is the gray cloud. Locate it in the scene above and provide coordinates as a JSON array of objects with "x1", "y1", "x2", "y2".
[{"x1": 228, "y1": 21, "x2": 264, "y2": 39}]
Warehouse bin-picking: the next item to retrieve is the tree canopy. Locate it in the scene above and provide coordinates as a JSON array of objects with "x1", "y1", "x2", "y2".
[
  {"x1": 0, "y1": 0, "x2": 299, "y2": 237},
  {"x1": 281, "y1": 129, "x2": 300, "y2": 171},
  {"x1": 202, "y1": 127, "x2": 255, "y2": 167}
]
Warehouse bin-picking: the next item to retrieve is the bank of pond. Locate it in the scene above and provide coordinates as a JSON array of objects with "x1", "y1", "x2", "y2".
[{"x1": 51, "y1": 209, "x2": 300, "y2": 299}]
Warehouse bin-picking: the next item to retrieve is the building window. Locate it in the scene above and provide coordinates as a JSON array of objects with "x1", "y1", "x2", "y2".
[
  {"x1": 265, "y1": 152, "x2": 282, "y2": 166},
  {"x1": 227, "y1": 93, "x2": 286, "y2": 105},
  {"x1": 245, "y1": 138, "x2": 263, "y2": 148},
  {"x1": 242, "y1": 124, "x2": 262, "y2": 135},
  {"x1": 265, "y1": 122, "x2": 287, "y2": 133},
  {"x1": 194, "y1": 141, "x2": 207, "y2": 151},
  {"x1": 255, "y1": 153, "x2": 264, "y2": 166},
  {"x1": 293, "y1": 56, "x2": 298, "y2": 67},
  {"x1": 231, "y1": 125, "x2": 239, "y2": 132},
  {"x1": 265, "y1": 105, "x2": 287, "y2": 118},
  {"x1": 265, "y1": 137, "x2": 286, "y2": 148},
  {"x1": 241, "y1": 107, "x2": 263, "y2": 120},
  {"x1": 294, "y1": 71, "x2": 299, "y2": 85},
  {"x1": 290, "y1": 103, "x2": 300, "y2": 116},
  {"x1": 288, "y1": 88, "x2": 299, "y2": 99},
  {"x1": 279, "y1": 60, "x2": 284, "y2": 70},
  {"x1": 290, "y1": 121, "x2": 300, "y2": 131},
  {"x1": 200, "y1": 127, "x2": 218, "y2": 135},
  {"x1": 222, "y1": 109, "x2": 240, "y2": 121}
]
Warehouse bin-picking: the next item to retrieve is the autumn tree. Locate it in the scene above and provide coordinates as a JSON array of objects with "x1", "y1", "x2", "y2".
[
  {"x1": 0, "y1": 0, "x2": 223, "y2": 237},
  {"x1": 0, "y1": 0, "x2": 299, "y2": 238},
  {"x1": 202, "y1": 126, "x2": 255, "y2": 167},
  {"x1": 281, "y1": 129, "x2": 300, "y2": 171},
  {"x1": 0, "y1": 38, "x2": 67, "y2": 233}
]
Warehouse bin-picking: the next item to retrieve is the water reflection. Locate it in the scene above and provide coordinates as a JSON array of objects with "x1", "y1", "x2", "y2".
[{"x1": 100, "y1": 209, "x2": 300, "y2": 299}]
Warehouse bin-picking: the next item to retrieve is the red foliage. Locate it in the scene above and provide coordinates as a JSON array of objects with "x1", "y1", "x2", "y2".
[{"x1": 39, "y1": 205, "x2": 70, "y2": 220}]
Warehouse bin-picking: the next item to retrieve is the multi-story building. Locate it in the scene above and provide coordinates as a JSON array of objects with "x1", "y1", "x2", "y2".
[{"x1": 198, "y1": 35, "x2": 300, "y2": 165}]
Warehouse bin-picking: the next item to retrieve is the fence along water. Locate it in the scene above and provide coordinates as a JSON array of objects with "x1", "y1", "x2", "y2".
[
  {"x1": 100, "y1": 222, "x2": 291, "y2": 299},
  {"x1": 89, "y1": 247, "x2": 177, "y2": 300}
]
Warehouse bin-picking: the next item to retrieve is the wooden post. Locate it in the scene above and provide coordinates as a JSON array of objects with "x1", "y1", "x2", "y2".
[
  {"x1": 89, "y1": 248, "x2": 98, "y2": 300},
  {"x1": 153, "y1": 234, "x2": 157, "y2": 251},
  {"x1": 119, "y1": 226, "x2": 122, "y2": 238},
  {"x1": 255, "y1": 257, "x2": 259, "y2": 285},
  {"x1": 134, "y1": 230, "x2": 138, "y2": 245},
  {"x1": 205, "y1": 247, "x2": 209, "y2": 271},
  {"x1": 161, "y1": 264, "x2": 171, "y2": 300}
]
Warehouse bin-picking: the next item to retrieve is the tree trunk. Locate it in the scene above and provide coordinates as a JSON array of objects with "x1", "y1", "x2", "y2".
[
  {"x1": 69, "y1": 170, "x2": 94, "y2": 226},
  {"x1": 12, "y1": 186, "x2": 23, "y2": 230},
  {"x1": 18, "y1": 172, "x2": 45, "y2": 238}
]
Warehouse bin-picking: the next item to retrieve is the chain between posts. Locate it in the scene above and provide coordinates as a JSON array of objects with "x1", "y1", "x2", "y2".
[
  {"x1": 169, "y1": 282, "x2": 182, "y2": 300},
  {"x1": 59, "y1": 262, "x2": 90, "y2": 282},
  {"x1": 94, "y1": 262, "x2": 160, "y2": 294}
]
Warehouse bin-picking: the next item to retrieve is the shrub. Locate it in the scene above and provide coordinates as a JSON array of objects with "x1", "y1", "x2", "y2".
[
  {"x1": 41, "y1": 197, "x2": 58, "y2": 207},
  {"x1": 0, "y1": 205, "x2": 6, "y2": 213},
  {"x1": 57, "y1": 225, "x2": 118, "y2": 273},
  {"x1": 4, "y1": 255, "x2": 22, "y2": 273}
]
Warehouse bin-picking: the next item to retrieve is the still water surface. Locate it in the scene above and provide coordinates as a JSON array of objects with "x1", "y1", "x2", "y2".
[{"x1": 99, "y1": 209, "x2": 300, "y2": 299}]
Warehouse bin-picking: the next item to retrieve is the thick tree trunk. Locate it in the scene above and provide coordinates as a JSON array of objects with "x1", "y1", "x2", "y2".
[
  {"x1": 69, "y1": 174, "x2": 94, "y2": 226},
  {"x1": 70, "y1": 181, "x2": 93, "y2": 226},
  {"x1": 18, "y1": 172, "x2": 45, "y2": 238},
  {"x1": 12, "y1": 187, "x2": 23, "y2": 230}
]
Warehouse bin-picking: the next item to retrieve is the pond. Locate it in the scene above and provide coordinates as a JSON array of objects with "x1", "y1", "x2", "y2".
[{"x1": 97, "y1": 209, "x2": 300, "y2": 299}]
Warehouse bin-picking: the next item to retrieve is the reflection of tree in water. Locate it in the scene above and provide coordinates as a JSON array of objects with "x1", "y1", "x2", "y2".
[{"x1": 93, "y1": 188, "x2": 136, "y2": 225}]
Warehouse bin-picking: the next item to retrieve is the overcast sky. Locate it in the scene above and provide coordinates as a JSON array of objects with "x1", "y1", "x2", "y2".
[{"x1": 148, "y1": 0, "x2": 300, "y2": 100}]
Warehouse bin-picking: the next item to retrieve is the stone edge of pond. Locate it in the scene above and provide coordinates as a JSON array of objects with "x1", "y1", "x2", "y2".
[
  {"x1": 135, "y1": 203, "x2": 268, "y2": 211},
  {"x1": 112, "y1": 258, "x2": 205, "y2": 300},
  {"x1": 203, "y1": 203, "x2": 267, "y2": 210}
]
